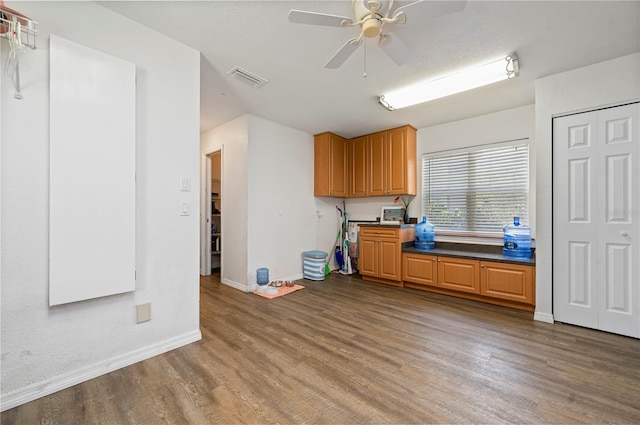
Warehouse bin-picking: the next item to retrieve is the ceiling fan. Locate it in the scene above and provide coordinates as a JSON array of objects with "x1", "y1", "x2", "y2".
[{"x1": 288, "y1": 0, "x2": 467, "y2": 69}]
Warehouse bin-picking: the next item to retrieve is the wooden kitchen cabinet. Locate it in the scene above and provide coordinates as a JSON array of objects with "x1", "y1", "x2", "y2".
[
  {"x1": 403, "y1": 253, "x2": 437, "y2": 286},
  {"x1": 350, "y1": 135, "x2": 368, "y2": 197},
  {"x1": 320, "y1": 125, "x2": 416, "y2": 198},
  {"x1": 437, "y1": 257, "x2": 480, "y2": 294},
  {"x1": 368, "y1": 125, "x2": 417, "y2": 196},
  {"x1": 402, "y1": 252, "x2": 535, "y2": 311},
  {"x1": 368, "y1": 130, "x2": 387, "y2": 196},
  {"x1": 403, "y1": 254, "x2": 480, "y2": 294},
  {"x1": 360, "y1": 226, "x2": 414, "y2": 287},
  {"x1": 387, "y1": 126, "x2": 416, "y2": 195},
  {"x1": 480, "y1": 261, "x2": 534, "y2": 305},
  {"x1": 314, "y1": 132, "x2": 348, "y2": 197}
]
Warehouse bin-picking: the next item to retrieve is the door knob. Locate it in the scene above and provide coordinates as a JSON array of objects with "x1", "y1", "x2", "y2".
[{"x1": 620, "y1": 231, "x2": 629, "y2": 237}]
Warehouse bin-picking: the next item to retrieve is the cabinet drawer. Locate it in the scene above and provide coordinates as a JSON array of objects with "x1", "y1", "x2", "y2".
[
  {"x1": 360, "y1": 227, "x2": 399, "y2": 238},
  {"x1": 480, "y1": 261, "x2": 534, "y2": 304}
]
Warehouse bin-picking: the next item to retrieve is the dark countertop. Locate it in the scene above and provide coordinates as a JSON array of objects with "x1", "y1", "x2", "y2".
[
  {"x1": 403, "y1": 241, "x2": 536, "y2": 266},
  {"x1": 359, "y1": 223, "x2": 415, "y2": 229}
]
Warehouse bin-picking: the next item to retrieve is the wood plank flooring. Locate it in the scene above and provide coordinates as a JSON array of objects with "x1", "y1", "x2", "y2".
[{"x1": 3, "y1": 273, "x2": 640, "y2": 424}]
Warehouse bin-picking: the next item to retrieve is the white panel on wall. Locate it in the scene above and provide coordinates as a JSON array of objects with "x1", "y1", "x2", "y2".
[{"x1": 49, "y1": 35, "x2": 136, "y2": 305}]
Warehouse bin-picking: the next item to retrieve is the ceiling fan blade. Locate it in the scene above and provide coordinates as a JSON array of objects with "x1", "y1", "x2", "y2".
[
  {"x1": 379, "y1": 33, "x2": 411, "y2": 66},
  {"x1": 392, "y1": 0, "x2": 466, "y2": 23},
  {"x1": 288, "y1": 9, "x2": 354, "y2": 27},
  {"x1": 324, "y1": 38, "x2": 362, "y2": 69}
]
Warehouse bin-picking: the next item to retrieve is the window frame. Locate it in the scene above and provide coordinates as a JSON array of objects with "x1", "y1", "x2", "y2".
[{"x1": 421, "y1": 138, "x2": 530, "y2": 239}]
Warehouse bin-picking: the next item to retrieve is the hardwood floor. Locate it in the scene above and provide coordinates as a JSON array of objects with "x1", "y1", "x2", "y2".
[{"x1": 3, "y1": 273, "x2": 640, "y2": 424}]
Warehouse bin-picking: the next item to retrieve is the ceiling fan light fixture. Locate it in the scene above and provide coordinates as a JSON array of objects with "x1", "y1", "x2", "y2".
[
  {"x1": 362, "y1": 18, "x2": 381, "y2": 37},
  {"x1": 378, "y1": 53, "x2": 519, "y2": 111}
]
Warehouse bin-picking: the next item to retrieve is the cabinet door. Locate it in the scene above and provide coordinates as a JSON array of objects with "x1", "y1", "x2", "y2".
[
  {"x1": 480, "y1": 261, "x2": 534, "y2": 304},
  {"x1": 403, "y1": 253, "x2": 437, "y2": 286},
  {"x1": 387, "y1": 127, "x2": 407, "y2": 195},
  {"x1": 437, "y1": 257, "x2": 480, "y2": 294},
  {"x1": 359, "y1": 237, "x2": 378, "y2": 277},
  {"x1": 350, "y1": 135, "x2": 368, "y2": 197},
  {"x1": 314, "y1": 132, "x2": 348, "y2": 197},
  {"x1": 378, "y1": 238, "x2": 402, "y2": 281},
  {"x1": 369, "y1": 131, "x2": 387, "y2": 196},
  {"x1": 329, "y1": 133, "x2": 348, "y2": 197}
]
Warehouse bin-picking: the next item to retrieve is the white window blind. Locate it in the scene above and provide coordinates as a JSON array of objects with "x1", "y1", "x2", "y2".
[{"x1": 422, "y1": 139, "x2": 529, "y2": 234}]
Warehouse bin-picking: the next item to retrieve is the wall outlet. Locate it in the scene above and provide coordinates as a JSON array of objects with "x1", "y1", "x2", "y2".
[{"x1": 136, "y1": 303, "x2": 151, "y2": 323}]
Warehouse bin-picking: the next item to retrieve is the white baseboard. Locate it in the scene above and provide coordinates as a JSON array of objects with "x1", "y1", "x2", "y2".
[
  {"x1": 534, "y1": 311, "x2": 554, "y2": 323},
  {"x1": 221, "y1": 277, "x2": 248, "y2": 292},
  {"x1": 283, "y1": 273, "x2": 304, "y2": 282},
  {"x1": 0, "y1": 330, "x2": 202, "y2": 412}
]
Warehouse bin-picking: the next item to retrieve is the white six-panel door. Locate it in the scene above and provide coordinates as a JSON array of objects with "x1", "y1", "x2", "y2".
[{"x1": 553, "y1": 102, "x2": 639, "y2": 338}]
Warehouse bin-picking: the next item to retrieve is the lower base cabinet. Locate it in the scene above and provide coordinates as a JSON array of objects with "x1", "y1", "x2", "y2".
[
  {"x1": 480, "y1": 261, "x2": 534, "y2": 305},
  {"x1": 403, "y1": 253, "x2": 535, "y2": 311},
  {"x1": 403, "y1": 254, "x2": 437, "y2": 286},
  {"x1": 360, "y1": 226, "x2": 414, "y2": 287},
  {"x1": 438, "y1": 257, "x2": 480, "y2": 294}
]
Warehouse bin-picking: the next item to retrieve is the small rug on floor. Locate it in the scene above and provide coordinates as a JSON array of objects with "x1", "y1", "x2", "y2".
[{"x1": 253, "y1": 284, "x2": 305, "y2": 299}]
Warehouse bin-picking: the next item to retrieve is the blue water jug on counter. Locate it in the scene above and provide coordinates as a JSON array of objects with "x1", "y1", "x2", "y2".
[
  {"x1": 503, "y1": 217, "x2": 532, "y2": 258},
  {"x1": 414, "y1": 217, "x2": 435, "y2": 250}
]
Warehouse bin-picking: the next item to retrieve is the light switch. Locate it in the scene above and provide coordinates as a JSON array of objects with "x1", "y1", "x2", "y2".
[
  {"x1": 180, "y1": 201, "x2": 190, "y2": 216},
  {"x1": 180, "y1": 176, "x2": 190, "y2": 192}
]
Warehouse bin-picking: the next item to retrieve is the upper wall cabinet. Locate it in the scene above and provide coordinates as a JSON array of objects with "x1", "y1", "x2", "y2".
[
  {"x1": 347, "y1": 125, "x2": 416, "y2": 197},
  {"x1": 314, "y1": 132, "x2": 349, "y2": 197},
  {"x1": 315, "y1": 125, "x2": 416, "y2": 198},
  {"x1": 386, "y1": 125, "x2": 417, "y2": 196}
]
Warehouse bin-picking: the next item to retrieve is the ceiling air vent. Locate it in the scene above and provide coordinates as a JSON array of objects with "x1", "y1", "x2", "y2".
[{"x1": 227, "y1": 66, "x2": 269, "y2": 88}]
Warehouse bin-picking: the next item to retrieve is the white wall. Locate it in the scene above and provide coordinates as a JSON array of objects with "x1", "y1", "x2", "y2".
[
  {"x1": 419, "y1": 104, "x2": 537, "y2": 238},
  {"x1": 201, "y1": 115, "x2": 250, "y2": 290},
  {"x1": 0, "y1": 2, "x2": 201, "y2": 410},
  {"x1": 201, "y1": 114, "x2": 333, "y2": 289},
  {"x1": 534, "y1": 52, "x2": 640, "y2": 323},
  {"x1": 247, "y1": 116, "x2": 318, "y2": 286},
  {"x1": 345, "y1": 105, "x2": 536, "y2": 235}
]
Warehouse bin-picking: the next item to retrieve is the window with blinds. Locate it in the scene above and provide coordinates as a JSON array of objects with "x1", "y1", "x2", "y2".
[{"x1": 422, "y1": 139, "x2": 529, "y2": 235}]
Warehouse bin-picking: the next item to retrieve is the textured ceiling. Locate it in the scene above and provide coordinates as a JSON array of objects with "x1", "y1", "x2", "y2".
[{"x1": 100, "y1": 0, "x2": 640, "y2": 137}]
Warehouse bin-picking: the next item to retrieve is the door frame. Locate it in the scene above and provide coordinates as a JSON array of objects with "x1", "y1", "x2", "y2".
[
  {"x1": 552, "y1": 101, "x2": 640, "y2": 337},
  {"x1": 200, "y1": 146, "x2": 223, "y2": 276}
]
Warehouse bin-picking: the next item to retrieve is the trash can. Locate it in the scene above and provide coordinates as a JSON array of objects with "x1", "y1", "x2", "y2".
[{"x1": 302, "y1": 250, "x2": 328, "y2": 281}]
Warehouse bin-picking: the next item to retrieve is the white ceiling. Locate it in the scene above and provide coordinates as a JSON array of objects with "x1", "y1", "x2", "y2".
[{"x1": 100, "y1": 0, "x2": 640, "y2": 138}]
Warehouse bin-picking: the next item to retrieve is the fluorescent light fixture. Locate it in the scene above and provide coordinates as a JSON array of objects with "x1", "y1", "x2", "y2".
[{"x1": 378, "y1": 53, "x2": 519, "y2": 111}]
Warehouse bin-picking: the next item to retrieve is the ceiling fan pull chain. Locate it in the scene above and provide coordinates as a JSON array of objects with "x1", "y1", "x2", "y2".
[{"x1": 363, "y1": 39, "x2": 367, "y2": 78}]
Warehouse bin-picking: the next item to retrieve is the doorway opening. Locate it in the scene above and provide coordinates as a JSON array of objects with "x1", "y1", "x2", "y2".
[{"x1": 201, "y1": 148, "x2": 222, "y2": 277}]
